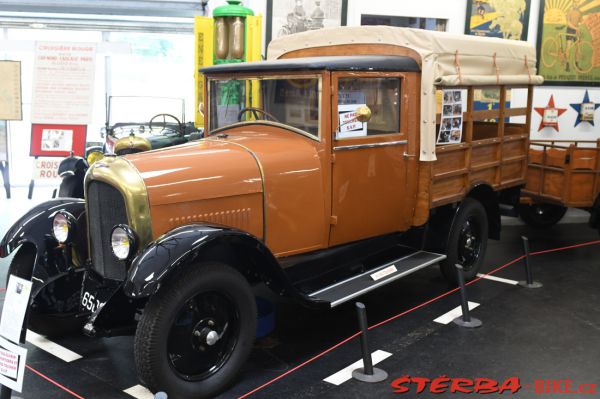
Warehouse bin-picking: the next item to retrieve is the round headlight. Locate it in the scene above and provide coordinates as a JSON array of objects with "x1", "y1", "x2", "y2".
[
  {"x1": 52, "y1": 212, "x2": 73, "y2": 243},
  {"x1": 111, "y1": 225, "x2": 136, "y2": 260}
]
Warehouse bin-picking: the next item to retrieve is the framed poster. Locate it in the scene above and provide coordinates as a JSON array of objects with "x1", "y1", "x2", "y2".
[
  {"x1": 0, "y1": 121, "x2": 7, "y2": 162},
  {"x1": 537, "y1": 0, "x2": 600, "y2": 85},
  {"x1": 266, "y1": 0, "x2": 348, "y2": 47},
  {"x1": 30, "y1": 124, "x2": 87, "y2": 157},
  {"x1": 0, "y1": 61, "x2": 22, "y2": 121},
  {"x1": 465, "y1": 0, "x2": 531, "y2": 40}
]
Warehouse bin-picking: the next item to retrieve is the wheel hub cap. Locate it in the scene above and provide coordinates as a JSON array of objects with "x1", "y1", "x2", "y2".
[{"x1": 205, "y1": 330, "x2": 219, "y2": 346}]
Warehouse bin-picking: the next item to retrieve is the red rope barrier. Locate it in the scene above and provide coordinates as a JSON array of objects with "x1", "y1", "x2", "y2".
[
  {"x1": 238, "y1": 239, "x2": 600, "y2": 398},
  {"x1": 26, "y1": 365, "x2": 85, "y2": 399}
]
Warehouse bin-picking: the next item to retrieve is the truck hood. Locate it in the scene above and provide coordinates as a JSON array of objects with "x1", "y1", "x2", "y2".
[
  {"x1": 124, "y1": 124, "x2": 326, "y2": 253},
  {"x1": 126, "y1": 139, "x2": 263, "y2": 206}
]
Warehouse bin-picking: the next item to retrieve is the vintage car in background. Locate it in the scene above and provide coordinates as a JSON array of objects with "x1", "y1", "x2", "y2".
[
  {"x1": 1, "y1": 27, "x2": 543, "y2": 397},
  {"x1": 58, "y1": 96, "x2": 202, "y2": 198}
]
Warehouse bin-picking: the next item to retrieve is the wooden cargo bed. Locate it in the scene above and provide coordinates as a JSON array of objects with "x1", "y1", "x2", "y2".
[
  {"x1": 523, "y1": 140, "x2": 600, "y2": 208},
  {"x1": 428, "y1": 86, "x2": 532, "y2": 208}
]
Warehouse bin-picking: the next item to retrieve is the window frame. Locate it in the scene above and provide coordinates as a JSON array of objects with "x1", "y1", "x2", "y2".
[
  {"x1": 205, "y1": 72, "x2": 324, "y2": 142},
  {"x1": 332, "y1": 71, "x2": 407, "y2": 144}
]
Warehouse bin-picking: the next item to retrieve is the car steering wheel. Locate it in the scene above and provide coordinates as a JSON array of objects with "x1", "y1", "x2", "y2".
[
  {"x1": 237, "y1": 107, "x2": 280, "y2": 123},
  {"x1": 148, "y1": 113, "x2": 184, "y2": 135}
]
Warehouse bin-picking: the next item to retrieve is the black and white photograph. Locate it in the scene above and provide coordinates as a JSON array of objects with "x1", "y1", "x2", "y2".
[
  {"x1": 437, "y1": 89, "x2": 464, "y2": 144},
  {"x1": 266, "y1": 0, "x2": 347, "y2": 45}
]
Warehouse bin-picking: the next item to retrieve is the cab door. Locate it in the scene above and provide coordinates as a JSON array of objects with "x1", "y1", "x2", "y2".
[{"x1": 329, "y1": 72, "x2": 412, "y2": 246}]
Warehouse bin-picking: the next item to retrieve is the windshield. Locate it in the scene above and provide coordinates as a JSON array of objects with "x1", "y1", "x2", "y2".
[
  {"x1": 208, "y1": 75, "x2": 321, "y2": 137},
  {"x1": 108, "y1": 96, "x2": 185, "y2": 125}
]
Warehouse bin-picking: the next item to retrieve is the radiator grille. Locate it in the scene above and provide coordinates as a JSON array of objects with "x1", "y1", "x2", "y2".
[{"x1": 87, "y1": 181, "x2": 128, "y2": 280}]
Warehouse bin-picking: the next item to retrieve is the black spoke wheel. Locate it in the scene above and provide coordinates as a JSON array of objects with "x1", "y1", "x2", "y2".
[
  {"x1": 134, "y1": 262, "x2": 256, "y2": 398},
  {"x1": 167, "y1": 292, "x2": 239, "y2": 381},
  {"x1": 518, "y1": 203, "x2": 567, "y2": 229},
  {"x1": 440, "y1": 198, "x2": 488, "y2": 284},
  {"x1": 456, "y1": 218, "x2": 483, "y2": 269}
]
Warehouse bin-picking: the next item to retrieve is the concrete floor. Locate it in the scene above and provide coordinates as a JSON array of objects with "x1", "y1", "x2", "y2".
[{"x1": 0, "y1": 190, "x2": 599, "y2": 398}]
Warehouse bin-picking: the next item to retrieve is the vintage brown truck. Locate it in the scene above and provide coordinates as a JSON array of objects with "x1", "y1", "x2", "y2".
[{"x1": 0, "y1": 27, "x2": 542, "y2": 397}]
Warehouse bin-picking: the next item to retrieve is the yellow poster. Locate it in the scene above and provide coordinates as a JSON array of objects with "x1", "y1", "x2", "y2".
[
  {"x1": 466, "y1": 0, "x2": 531, "y2": 40},
  {"x1": 0, "y1": 61, "x2": 22, "y2": 121},
  {"x1": 538, "y1": 0, "x2": 600, "y2": 84}
]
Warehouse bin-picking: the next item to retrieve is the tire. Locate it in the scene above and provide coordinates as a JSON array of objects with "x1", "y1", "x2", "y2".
[
  {"x1": 134, "y1": 262, "x2": 257, "y2": 398},
  {"x1": 440, "y1": 198, "x2": 489, "y2": 284},
  {"x1": 58, "y1": 175, "x2": 84, "y2": 198},
  {"x1": 518, "y1": 203, "x2": 567, "y2": 229},
  {"x1": 8, "y1": 245, "x2": 85, "y2": 337}
]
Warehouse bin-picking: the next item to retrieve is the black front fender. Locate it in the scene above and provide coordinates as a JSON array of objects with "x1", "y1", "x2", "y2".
[
  {"x1": 0, "y1": 199, "x2": 86, "y2": 294},
  {"x1": 1, "y1": 199, "x2": 85, "y2": 257},
  {"x1": 123, "y1": 224, "x2": 315, "y2": 305}
]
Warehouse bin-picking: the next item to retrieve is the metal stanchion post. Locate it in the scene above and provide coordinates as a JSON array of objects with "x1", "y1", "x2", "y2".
[
  {"x1": 518, "y1": 236, "x2": 543, "y2": 288},
  {"x1": 453, "y1": 264, "x2": 482, "y2": 328},
  {"x1": 351, "y1": 302, "x2": 387, "y2": 383}
]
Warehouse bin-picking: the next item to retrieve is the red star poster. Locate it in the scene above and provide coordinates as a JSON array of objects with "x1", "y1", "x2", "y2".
[{"x1": 534, "y1": 95, "x2": 566, "y2": 132}]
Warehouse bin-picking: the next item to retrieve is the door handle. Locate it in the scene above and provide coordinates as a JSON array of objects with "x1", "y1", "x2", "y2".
[{"x1": 403, "y1": 152, "x2": 416, "y2": 160}]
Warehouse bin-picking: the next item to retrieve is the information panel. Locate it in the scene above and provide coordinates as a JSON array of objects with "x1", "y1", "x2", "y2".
[
  {"x1": 31, "y1": 42, "x2": 97, "y2": 124},
  {"x1": 0, "y1": 61, "x2": 22, "y2": 121}
]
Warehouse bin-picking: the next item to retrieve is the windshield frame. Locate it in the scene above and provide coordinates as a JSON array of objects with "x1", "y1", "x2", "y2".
[{"x1": 205, "y1": 72, "x2": 323, "y2": 142}]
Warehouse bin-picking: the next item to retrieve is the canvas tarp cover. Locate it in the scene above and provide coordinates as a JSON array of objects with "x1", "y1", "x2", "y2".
[{"x1": 268, "y1": 26, "x2": 543, "y2": 161}]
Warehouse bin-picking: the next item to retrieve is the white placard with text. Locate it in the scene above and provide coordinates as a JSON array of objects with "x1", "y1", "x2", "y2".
[
  {"x1": 0, "y1": 336, "x2": 27, "y2": 392},
  {"x1": 0, "y1": 275, "x2": 32, "y2": 344},
  {"x1": 31, "y1": 158, "x2": 61, "y2": 180},
  {"x1": 337, "y1": 103, "x2": 368, "y2": 139},
  {"x1": 31, "y1": 41, "x2": 97, "y2": 124}
]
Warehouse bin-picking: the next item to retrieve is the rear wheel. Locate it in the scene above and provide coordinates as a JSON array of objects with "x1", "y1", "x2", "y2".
[
  {"x1": 134, "y1": 262, "x2": 256, "y2": 398},
  {"x1": 8, "y1": 245, "x2": 85, "y2": 337},
  {"x1": 440, "y1": 198, "x2": 488, "y2": 284},
  {"x1": 518, "y1": 203, "x2": 567, "y2": 228}
]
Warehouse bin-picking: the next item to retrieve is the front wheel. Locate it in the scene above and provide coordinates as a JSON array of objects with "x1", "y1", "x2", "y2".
[
  {"x1": 518, "y1": 203, "x2": 567, "y2": 228},
  {"x1": 440, "y1": 198, "x2": 489, "y2": 284},
  {"x1": 134, "y1": 262, "x2": 257, "y2": 398}
]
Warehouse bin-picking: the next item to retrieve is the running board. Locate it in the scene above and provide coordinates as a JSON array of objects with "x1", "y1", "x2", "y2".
[{"x1": 308, "y1": 251, "x2": 446, "y2": 308}]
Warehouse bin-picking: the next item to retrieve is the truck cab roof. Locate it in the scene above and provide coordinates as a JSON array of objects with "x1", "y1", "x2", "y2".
[{"x1": 200, "y1": 55, "x2": 420, "y2": 74}]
